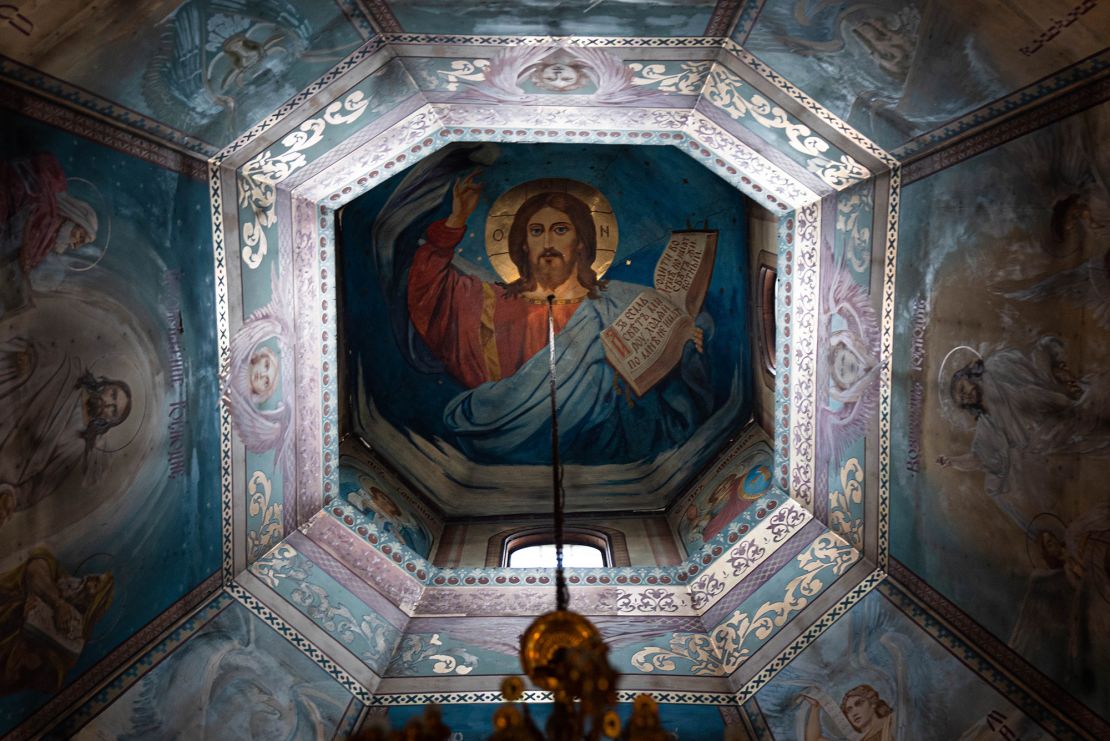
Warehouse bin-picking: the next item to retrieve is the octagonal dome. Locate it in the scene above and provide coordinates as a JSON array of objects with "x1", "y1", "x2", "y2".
[{"x1": 2, "y1": 2, "x2": 1107, "y2": 739}]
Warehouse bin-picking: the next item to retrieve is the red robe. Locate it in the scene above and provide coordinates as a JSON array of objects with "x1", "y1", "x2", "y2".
[
  {"x1": 0, "y1": 153, "x2": 68, "y2": 274},
  {"x1": 407, "y1": 219, "x2": 581, "y2": 388}
]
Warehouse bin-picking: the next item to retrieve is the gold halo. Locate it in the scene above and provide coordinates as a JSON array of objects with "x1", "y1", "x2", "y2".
[{"x1": 485, "y1": 178, "x2": 618, "y2": 284}]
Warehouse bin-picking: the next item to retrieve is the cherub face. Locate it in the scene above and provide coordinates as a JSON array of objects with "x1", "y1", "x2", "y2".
[
  {"x1": 248, "y1": 347, "x2": 279, "y2": 403},
  {"x1": 538, "y1": 63, "x2": 582, "y2": 91},
  {"x1": 831, "y1": 341, "x2": 864, "y2": 390}
]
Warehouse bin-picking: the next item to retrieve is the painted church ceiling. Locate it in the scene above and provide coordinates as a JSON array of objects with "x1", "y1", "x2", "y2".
[
  {"x1": 737, "y1": 0, "x2": 1110, "y2": 155},
  {"x1": 2, "y1": 1, "x2": 1109, "y2": 737},
  {"x1": 0, "y1": 0, "x2": 372, "y2": 150},
  {"x1": 338, "y1": 141, "x2": 755, "y2": 516},
  {"x1": 368, "y1": 0, "x2": 727, "y2": 37},
  {"x1": 0, "y1": 0, "x2": 1102, "y2": 163}
]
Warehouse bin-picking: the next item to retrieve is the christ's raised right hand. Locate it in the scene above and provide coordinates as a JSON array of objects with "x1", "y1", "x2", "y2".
[{"x1": 446, "y1": 169, "x2": 482, "y2": 229}]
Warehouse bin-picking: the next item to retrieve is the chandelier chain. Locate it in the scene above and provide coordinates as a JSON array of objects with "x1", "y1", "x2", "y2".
[{"x1": 547, "y1": 295, "x2": 569, "y2": 612}]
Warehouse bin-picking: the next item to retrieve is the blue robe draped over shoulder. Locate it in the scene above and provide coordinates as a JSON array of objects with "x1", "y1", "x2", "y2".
[{"x1": 442, "y1": 281, "x2": 711, "y2": 465}]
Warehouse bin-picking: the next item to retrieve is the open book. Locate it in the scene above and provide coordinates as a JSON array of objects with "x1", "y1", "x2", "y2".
[
  {"x1": 23, "y1": 594, "x2": 85, "y2": 658},
  {"x1": 600, "y1": 230, "x2": 717, "y2": 396}
]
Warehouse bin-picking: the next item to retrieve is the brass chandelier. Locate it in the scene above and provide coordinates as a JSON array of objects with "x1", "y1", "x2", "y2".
[{"x1": 357, "y1": 298, "x2": 668, "y2": 740}]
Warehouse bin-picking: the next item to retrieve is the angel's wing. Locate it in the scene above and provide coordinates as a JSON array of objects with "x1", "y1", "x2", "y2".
[
  {"x1": 591, "y1": 615, "x2": 707, "y2": 648},
  {"x1": 243, "y1": 263, "x2": 295, "y2": 332},
  {"x1": 816, "y1": 246, "x2": 882, "y2": 467},
  {"x1": 449, "y1": 45, "x2": 552, "y2": 103},
  {"x1": 223, "y1": 265, "x2": 295, "y2": 454},
  {"x1": 572, "y1": 47, "x2": 671, "y2": 106},
  {"x1": 1000, "y1": 258, "x2": 1110, "y2": 329},
  {"x1": 215, "y1": 0, "x2": 311, "y2": 36},
  {"x1": 224, "y1": 384, "x2": 289, "y2": 454},
  {"x1": 140, "y1": 4, "x2": 218, "y2": 126},
  {"x1": 819, "y1": 369, "x2": 882, "y2": 468}
]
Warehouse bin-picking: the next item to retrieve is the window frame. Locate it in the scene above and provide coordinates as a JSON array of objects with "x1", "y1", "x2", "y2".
[
  {"x1": 755, "y1": 253, "x2": 778, "y2": 381},
  {"x1": 487, "y1": 525, "x2": 630, "y2": 568}
]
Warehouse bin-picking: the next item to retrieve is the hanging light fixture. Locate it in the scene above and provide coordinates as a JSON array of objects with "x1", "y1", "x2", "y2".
[{"x1": 357, "y1": 298, "x2": 667, "y2": 741}]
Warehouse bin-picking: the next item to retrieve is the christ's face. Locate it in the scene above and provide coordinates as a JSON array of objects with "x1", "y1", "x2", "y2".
[
  {"x1": 1040, "y1": 531, "x2": 1067, "y2": 569},
  {"x1": 371, "y1": 487, "x2": 402, "y2": 519},
  {"x1": 99, "y1": 386, "x2": 128, "y2": 425},
  {"x1": 953, "y1": 376, "x2": 982, "y2": 409},
  {"x1": 842, "y1": 694, "x2": 876, "y2": 732},
  {"x1": 90, "y1": 383, "x2": 130, "y2": 426},
  {"x1": 526, "y1": 206, "x2": 582, "y2": 290}
]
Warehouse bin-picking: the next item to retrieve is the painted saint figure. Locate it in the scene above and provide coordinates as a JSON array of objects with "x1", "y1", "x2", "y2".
[
  {"x1": 0, "y1": 338, "x2": 132, "y2": 528},
  {"x1": 802, "y1": 684, "x2": 895, "y2": 741},
  {"x1": 1010, "y1": 506, "x2": 1110, "y2": 691},
  {"x1": 405, "y1": 171, "x2": 712, "y2": 464},
  {"x1": 0, "y1": 153, "x2": 99, "y2": 317},
  {"x1": 0, "y1": 547, "x2": 113, "y2": 695},
  {"x1": 699, "y1": 463, "x2": 770, "y2": 545},
  {"x1": 936, "y1": 337, "x2": 1110, "y2": 528},
  {"x1": 347, "y1": 474, "x2": 430, "y2": 555}
]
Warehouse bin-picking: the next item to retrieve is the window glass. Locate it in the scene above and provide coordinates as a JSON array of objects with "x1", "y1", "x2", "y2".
[
  {"x1": 759, "y1": 265, "x2": 777, "y2": 373},
  {"x1": 508, "y1": 543, "x2": 604, "y2": 568}
]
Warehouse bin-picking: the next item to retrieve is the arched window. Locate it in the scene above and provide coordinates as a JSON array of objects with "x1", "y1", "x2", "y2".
[
  {"x1": 488, "y1": 526, "x2": 629, "y2": 568},
  {"x1": 508, "y1": 543, "x2": 605, "y2": 568},
  {"x1": 758, "y1": 263, "x2": 777, "y2": 375}
]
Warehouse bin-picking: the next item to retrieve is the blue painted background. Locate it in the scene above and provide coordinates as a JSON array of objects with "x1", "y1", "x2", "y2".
[
  {"x1": 340, "y1": 142, "x2": 751, "y2": 472},
  {"x1": 0, "y1": 112, "x2": 221, "y2": 734}
]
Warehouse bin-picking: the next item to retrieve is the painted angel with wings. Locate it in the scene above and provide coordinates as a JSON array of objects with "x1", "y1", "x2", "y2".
[
  {"x1": 816, "y1": 241, "x2": 883, "y2": 483},
  {"x1": 448, "y1": 44, "x2": 675, "y2": 106},
  {"x1": 222, "y1": 263, "x2": 296, "y2": 528},
  {"x1": 143, "y1": 0, "x2": 328, "y2": 140}
]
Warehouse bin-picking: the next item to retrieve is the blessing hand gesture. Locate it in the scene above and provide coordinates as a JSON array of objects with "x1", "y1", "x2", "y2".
[{"x1": 446, "y1": 169, "x2": 482, "y2": 229}]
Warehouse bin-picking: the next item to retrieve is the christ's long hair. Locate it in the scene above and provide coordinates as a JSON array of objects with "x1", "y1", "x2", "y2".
[{"x1": 502, "y1": 192, "x2": 606, "y2": 299}]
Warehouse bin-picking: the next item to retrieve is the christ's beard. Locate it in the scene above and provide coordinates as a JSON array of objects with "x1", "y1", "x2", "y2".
[
  {"x1": 85, "y1": 392, "x2": 103, "y2": 420},
  {"x1": 533, "y1": 254, "x2": 575, "y2": 290}
]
